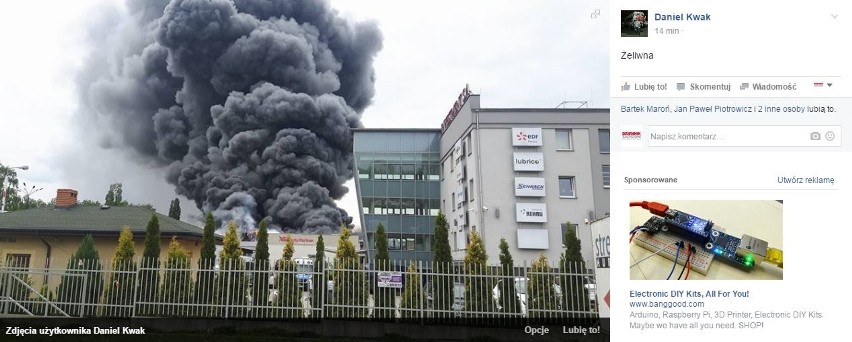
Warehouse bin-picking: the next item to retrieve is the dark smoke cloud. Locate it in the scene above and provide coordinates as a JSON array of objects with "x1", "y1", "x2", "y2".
[{"x1": 77, "y1": 0, "x2": 381, "y2": 234}]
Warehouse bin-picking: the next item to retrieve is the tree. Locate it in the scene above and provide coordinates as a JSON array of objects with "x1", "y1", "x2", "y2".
[
  {"x1": 330, "y1": 227, "x2": 367, "y2": 318},
  {"x1": 373, "y1": 223, "x2": 393, "y2": 319},
  {"x1": 433, "y1": 212, "x2": 452, "y2": 263},
  {"x1": 159, "y1": 236, "x2": 191, "y2": 316},
  {"x1": 168, "y1": 198, "x2": 181, "y2": 220},
  {"x1": 311, "y1": 235, "x2": 325, "y2": 313},
  {"x1": 0, "y1": 163, "x2": 22, "y2": 212},
  {"x1": 104, "y1": 227, "x2": 136, "y2": 317},
  {"x1": 218, "y1": 221, "x2": 247, "y2": 317},
  {"x1": 276, "y1": 235, "x2": 301, "y2": 317},
  {"x1": 56, "y1": 235, "x2": 103, "y2": 317},
  {"x1": 135, "y1": 203, "x2": 156, "y2": 212},
  {"x1": 138, "y1": 214, "x2": 161, "y2": 315},
  {"x1": 464, "y1": 231, "x2": 494, "y2": 316},
  {"x1": 560, "y1": 222, "x2": 590, "y2": 314},
  {"x1": 79, "y1": 199, "x2": 102, "y2": 207},
  {"x1": 497, "y1": 238, "x2": 521, "y2": 315},
  {"x1": 195, "y1": 213, "x2": 217, "y2": 316},
  {"x1": 104, "y1": 183, "x2": 126, "y2": 206},
  {"x1": 431, "y1": 211, "x2": 453, "y2": 318},
  {"x1": 528, "y1": 255, "x2": 557, "y2": 318},
  {"x1": 252, "y1": 218, "x2": 270, "y2": 315},
  {"x1": 399, "y1": 262, "x2": 424, "y2": 320}
]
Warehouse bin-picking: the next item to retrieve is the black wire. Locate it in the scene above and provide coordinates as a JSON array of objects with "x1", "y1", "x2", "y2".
[
  {"x1": 666, "y1": 241, "x2": 683, "y2": 280},
  {"x1": 677, "y1": 244, "x2": 693, "y2": 280}
]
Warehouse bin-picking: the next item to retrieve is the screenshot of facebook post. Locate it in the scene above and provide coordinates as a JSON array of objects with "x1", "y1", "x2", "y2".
[
  {"x1": 0, "y1": 0, "x2": 610, "y2": 341},
  {"x1": 612, "y1": 1, "x2": 848, "y2": 341}
]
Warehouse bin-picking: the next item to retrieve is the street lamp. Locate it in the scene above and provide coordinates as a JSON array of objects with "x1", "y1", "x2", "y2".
[
  {"x1": 1, "y1": 165, "x2": 29, "y2": 213},
  {"x1": 22, "y1": 182, "x2": 44, "y2": 208}
]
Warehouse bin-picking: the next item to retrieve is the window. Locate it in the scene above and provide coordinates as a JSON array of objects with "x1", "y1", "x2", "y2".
[
  {"x1": 416, "y1": 199, "x2": 427, "y2": 216},
  {"x1": 430, "y1": 199, "x2": 440, "y2": 216},
  {"x1": 598, "y1": 129, "x2": 610, "y2": 153},
  {"x1": 559, "y1": 176, "x2": 576, "y2": 198},
  {"x1": 374, "y1": 198, "x2": 386, "y2": 214},
  {"x1": 389, "y1": 164, "x2": 401, "y2": 180},
  {"x1": 441, "y1": 162, "x2": 445, "y2": 180},
  {"x1": 428, "y1": 164, "x2": 440, "y2": 181},
  {"x1": 602, "y1": 165, "x2": 610, "y2": 188},
  {"x1": 389, "y1": 237, "x2": 402, "y2": 250},
  {"x1": 406, "y1": 238, "x2": 415, "y2": 250},
  {"x1": 469, "y1": 179, "x2": 475, "y2": 202},
  {"x1": 555, "y1": 129, "x2": 574, "y2": 150},
  {"x1": 357, "y1": 163, "x2": 371, "y2": 179},
  {"x1": 388, "y1": 198, "x2": 401, "y2": 215},
  {"x1": 402, "y1": 198, "x2": 415, "y2": 215},
  {"x1": 374, "y1": 164, "x2": 388, "y2": 180},
  {"x1": 466, "y1": 134, "x2": 473, "y2": 155},
  {"x1": 6, "y1": 254, "x2": 31, "y2": 269},
  {"x1": 401, "y1": 164, "x2": 415, "y2": 180},
  {"x1": 414, "y1": 165, "x2": 423, "y2": 180},
  {"x1": 451, "y1": 192, "x2": 456, "y2": 212},
  {"x1": 362, "y1": 197, "x2": 372, "y2": 214}
]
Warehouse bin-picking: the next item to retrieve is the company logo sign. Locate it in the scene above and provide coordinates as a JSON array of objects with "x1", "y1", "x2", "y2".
[
  {"x1": 515, "y1": 203, "x2": 547, "y2": 223},
  {"x1": 440, "y1": 84, "x2": 473, "y2": 134},
  {"x1": 620, "y1": 125, "x2": 643, "y2": 148},
  {"x1": 621, "y1": 131, "x2": 641, "y2": 140},
  {"x1": 512, "y1": 128, "x2": 543, "y2": 146},
  {"x1": 514, "y1": 177, "x2": 546, "y2": 197},
  {"x1": 513, "y1": 152, "x2": 544, "y2": 171}
]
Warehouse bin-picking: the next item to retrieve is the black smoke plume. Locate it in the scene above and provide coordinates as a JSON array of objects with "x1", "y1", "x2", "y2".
[{"x1": 77, "y1": 0, "x2": 381, "y2": 234}]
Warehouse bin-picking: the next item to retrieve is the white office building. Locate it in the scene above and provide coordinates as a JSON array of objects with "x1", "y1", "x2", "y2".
[{"x1": 439, "y1": 86, "x2": 609, "y2": 267}]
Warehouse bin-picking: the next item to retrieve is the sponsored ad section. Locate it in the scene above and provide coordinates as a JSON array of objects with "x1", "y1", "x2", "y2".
[
  {"x1": 616, "y1": 193, "x2": 840, "y2": 339},
  {"x1": 627, "y1": 288, "x2": 823, "y2": 331}
]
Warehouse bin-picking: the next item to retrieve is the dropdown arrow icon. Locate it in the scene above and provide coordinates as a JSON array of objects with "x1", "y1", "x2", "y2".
[
  {"x1": 832, "y1": 14, "x2": 838, "y2": 19},
  {"x1": 827, "y1": 83, "x2": 833, "y2": 87}
]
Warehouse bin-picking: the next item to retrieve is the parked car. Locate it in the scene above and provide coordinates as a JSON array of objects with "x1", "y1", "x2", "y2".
[
  {"x1": 492, "y1": 277, "x2": 527, "y2": 314},
  {"x1": 584, "y1": 277, "x2": 597, "y2": 303},
  {"x1": 424, "y1": 281, "x2": 465, "y2": 316},
  {"x1": 492, "y1": 277, "x2": 565, "y2": 315}
]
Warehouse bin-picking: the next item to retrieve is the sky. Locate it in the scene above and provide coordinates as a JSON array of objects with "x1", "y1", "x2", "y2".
[{"x1": 0, "y1": 0, "x2": 608, "y2": 228}]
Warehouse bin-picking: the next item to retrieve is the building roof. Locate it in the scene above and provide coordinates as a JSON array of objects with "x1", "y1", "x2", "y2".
[
  {"x1": 0, "y1": 205, "x2": 206, "y2": 239},
  {"x1": 352, "y1": 128, "x2": 440, "y2": 132}
]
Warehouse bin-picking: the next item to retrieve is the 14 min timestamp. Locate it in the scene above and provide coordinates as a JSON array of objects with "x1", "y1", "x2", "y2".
[{"x1": 655, "y1": 27, "x2": 681, "y2": 35}]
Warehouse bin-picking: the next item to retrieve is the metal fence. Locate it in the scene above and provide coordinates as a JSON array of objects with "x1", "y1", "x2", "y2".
[{"x1": 0, "y1": 256, "x2": 598, "y2": 323}]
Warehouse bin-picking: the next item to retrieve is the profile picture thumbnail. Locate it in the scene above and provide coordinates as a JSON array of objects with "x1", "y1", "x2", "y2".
[{"x1": 621, "y1": 10, "x2": 648, "y2": 37}]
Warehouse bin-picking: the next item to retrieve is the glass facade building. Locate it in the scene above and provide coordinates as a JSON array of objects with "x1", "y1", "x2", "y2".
[{"x1": 353, "y1": 129, "x2": 441, "y2": 268}]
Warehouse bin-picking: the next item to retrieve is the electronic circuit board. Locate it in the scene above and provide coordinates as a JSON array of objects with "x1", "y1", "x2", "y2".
[
  {"x1": 635, "y1": 216, "x2": 756, "y2": 273},
  {"x1": 706, "y1": 229, "x2": 755, "y2": 270},
  {"x1": 632, "y1": 229, "x2": 713, "y2": 275}
]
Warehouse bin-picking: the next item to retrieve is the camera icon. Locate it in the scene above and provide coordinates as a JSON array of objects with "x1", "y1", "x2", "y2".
[{"x1": 810, "y1": 132, "x2": 821, "y2": 140}]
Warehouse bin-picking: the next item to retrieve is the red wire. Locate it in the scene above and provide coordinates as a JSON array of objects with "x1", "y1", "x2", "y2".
[
  {"x1": 685, "y1": 244, "x2": 692, "y2": 280},
  {"x1": 629, "y1": 201, "x2": 669, "y2": 216}
]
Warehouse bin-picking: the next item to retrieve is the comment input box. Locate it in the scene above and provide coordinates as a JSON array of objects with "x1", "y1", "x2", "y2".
[{"x1": 647, "y1": 126, "x2": 841, "y2": 147}]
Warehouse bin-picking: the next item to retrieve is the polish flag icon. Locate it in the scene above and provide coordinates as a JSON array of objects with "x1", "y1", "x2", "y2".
[{"x1": 814, "y1": 82, "x2": 824, "y2": 87}]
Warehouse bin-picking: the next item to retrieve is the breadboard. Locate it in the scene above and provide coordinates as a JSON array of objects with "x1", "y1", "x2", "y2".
[{"x1": 633, "y1": 230, "x2": 714, "y2": 275}]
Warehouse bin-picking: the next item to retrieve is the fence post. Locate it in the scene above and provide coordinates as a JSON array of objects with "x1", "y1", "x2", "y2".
[
  {"x1": 81, "y1": 263, "x2": 89, "y2": 318},
  {"x1": 2, "y1": 266, "x2": 10, "y2": 315},
  {"x1": 225, "y1": 260, "x2": 231, "y2": 319},
  {"x1": 131, "y1": 260, "x2": 139, "y2": 318}
]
